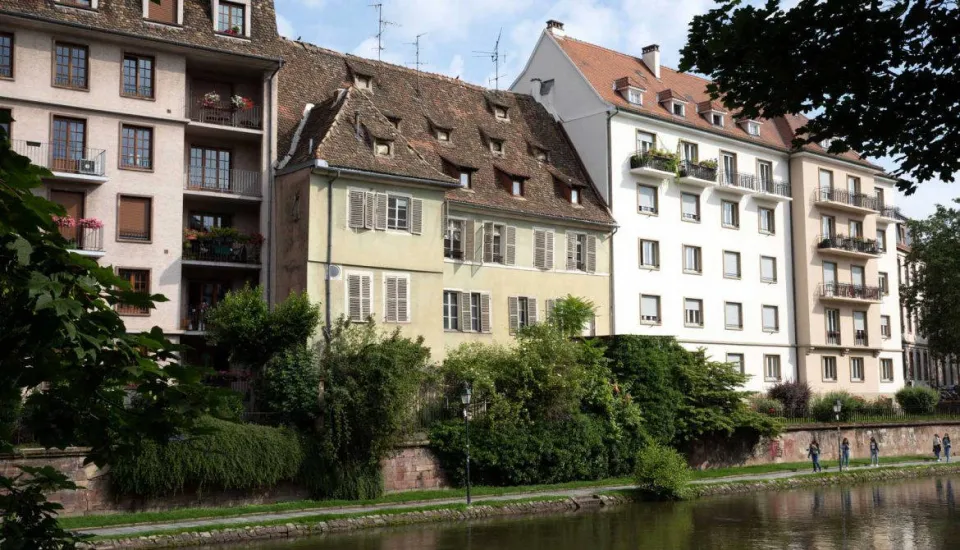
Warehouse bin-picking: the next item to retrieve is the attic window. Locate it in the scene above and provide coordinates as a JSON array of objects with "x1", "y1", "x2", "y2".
[
  {"x1": 355, "y1": 74, "x2": 372, "y2": 91},
  {"x1": 490, "y1": 139, "x2": 504, "y2": 155},
  {"x1": 533, "y1": 147, "x2": 549, "y2": 162},
  {"x1": 386, "y1": 116, "x2": 401, "y2": 129},
  {"x1": 570, "y1": 187, "x2": 581, "y2": 205},
  {"x1": 374, "y1": 139, "x2": 393, "y2": 156},
  {"x1": 626, "y1": 87, "x2": 643, "y2": 105},
  {"x1": 459, "y1": 171, "x2": 472, "y2": 189},
  {"x1": 747, "y1": 121, "x2": 761, "y2": 136},
  {"x1": 437, "y1": 129, "x2": 450, "y2": 142},
  {"x1": 711, "y1": 113, "x2": 724, "y2": 127},
  {"x1": 494, "y1": 106, "x2": 509, "y2": 120},
  {"x1": 511, "y1": 180, "x2": 523, "y2": 196},
  {"x1": 672, "y1": 102, "x2": 685, "y2": 117}
]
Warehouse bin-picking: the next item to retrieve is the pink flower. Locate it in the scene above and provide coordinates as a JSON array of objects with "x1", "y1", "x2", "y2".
[
  {"x1": 52, "y1": 215, "x2": 76, "y2": 228},
  {"x1": 78, "y1": 217, "x2": 104, "y2": 229}
]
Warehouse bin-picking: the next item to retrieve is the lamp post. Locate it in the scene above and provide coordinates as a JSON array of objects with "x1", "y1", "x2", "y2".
[
  {"x1": 461, "y1": 382, "x2": 472, "y2": 505},
  {"x1": 834, "y1": 399, "x2": 843, "y2": 472}
]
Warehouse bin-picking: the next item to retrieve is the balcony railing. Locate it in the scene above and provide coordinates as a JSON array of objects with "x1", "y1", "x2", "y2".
[
  {"x1": 679, "y1": 160, "x2": 717, "y2": 182},
  {"x1": 816, "y1": 187, "x2": 879, "y2": 210},
  {"x1": 817, "y1": 234, "x2": 881, "y2": 255},
  {"x1": 184, "y1": 169, "x2": 262, "y2": 198},
  {"x1": 183, "y1": 238, "x2": 261, "y2": 265},
  {"x1": 11, "y1": 139, "x2": 107, "y2": 177},
  {"x1": 880, "y1": 205, "x2": 903, "y2": 219},
  {"x1": 854, "y1": 330, "x2": 868, "y2": 347},
  {"x1": 54, "y1": 75, "x2": 87, "y2": 89},
  {"x1": 183, "y1": 304, "x2": 210, "y2": 332},
  {"x1": 719, "y1": 171, "x2": 791, "y2": 197},
  {"x1": 60, "y1": 225, "x2": 104, "y2": 252},
  {"x1": 188, "y1": 99, "x2": 263, "y2": 130},
  {"x1": 826, "y1": 330, "x2": 842, "y2": 345},
  {"x1": 630, "y1": 152, "x2": 677, "y2": 173},
  {"x1": 759, "y1": 178, "x2": 792, "y2": 197},
  {"x1": 819, "y1": 282, "x2": 882, "y2": 301}
]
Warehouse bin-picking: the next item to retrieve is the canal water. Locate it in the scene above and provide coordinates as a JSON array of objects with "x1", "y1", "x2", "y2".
[{"x1": 205, "y1": 476, "x2": 960, "y2": 549}]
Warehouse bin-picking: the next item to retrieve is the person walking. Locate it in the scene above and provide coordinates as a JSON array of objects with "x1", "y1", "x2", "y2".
[
  {"x1": 808, "y1": 440, "x2": 823, "y2": 473},
  {"x1": 934, "y1": 434, "x2": 943, "y2": 462},
  {"x1": 841, "y1": 437, "x2": 851, "y2": 468},
  {"x1": 944, "y1": 434, "x2": 952, "y2": 463},
  {"x1": 869, "y1": 436, "x2": 880, "y2": 467}
]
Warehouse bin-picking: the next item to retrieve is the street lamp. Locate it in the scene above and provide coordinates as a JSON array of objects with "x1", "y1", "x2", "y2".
[
  {"x1": 461, "y1": 382, "x2": 472, "y2": 505},
  {"x1": 834, "y1": 399, "x2": 843, "y2": 472}
]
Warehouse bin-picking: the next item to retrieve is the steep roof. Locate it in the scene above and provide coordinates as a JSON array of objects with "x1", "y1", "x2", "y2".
[{"x1": 278, "y1": 40, "x2": 614, "y2": 227}]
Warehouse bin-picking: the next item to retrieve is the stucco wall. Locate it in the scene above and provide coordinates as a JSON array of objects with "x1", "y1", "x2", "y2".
[{"x1": 274, "y1": 170, "x2": 310, "y2": 299}]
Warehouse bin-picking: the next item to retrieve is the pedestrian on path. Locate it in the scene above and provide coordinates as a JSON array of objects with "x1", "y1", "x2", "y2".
[
  {"x1": 870, "y1": 436, "x2": 880, "y2": 467},
  {"x1": 808, "y1": 440, "x2": 823, "y2": 472},
  {"x1": 841, "y1": 438, "x2": 851, "y2": 468},
  {"x1": 934, "y1": 434, "x2": 943, "y2": 462},
  {"x1": 944, "y1": 434, "x2": 952, "y2": 463}
]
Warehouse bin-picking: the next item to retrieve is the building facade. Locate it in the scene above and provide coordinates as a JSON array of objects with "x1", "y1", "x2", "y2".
[{"x1": 0, "y1": 0, "x2": 281, "y2": 363}]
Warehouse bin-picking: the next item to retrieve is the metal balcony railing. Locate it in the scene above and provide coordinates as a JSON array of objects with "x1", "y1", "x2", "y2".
[
  {"x1": 630, "y1": 152, "x2": 677, "y2": 173},
  {"x1": 855, "y1": 330, "x2": 869, "y2": 347},
  {"x1": 819, "y1": 282, "x2": 882, "y2": 301},
  {"x1": 54, "y1": 74, "x2": 87, "y2": 89},
  {"x1": 880, "y1": 205, "x2": 903, "y2": 219},
  {"x1": 10, "y1": 139, "x2": 107, "y2": 177},
  {"x1": 826, "y1": 330, "x2": 842, "y2": 345},
  {"x1": 187, "y1": 99, "x2": 263, "y2": 130},
  {"x1": 59, "y1": 225, "x2": 104, "y2": 252},
  {"x1": 817, "y1": 234, "x2": 881, "y2": 255},
  {"x1": 183, "y1": 238, "x2": 261, "y2": 265},
  {"x1": 816, "y1": 187, "x2": 879, "y2": 210},
  {"x1": 679, "y1": 160, "x2": 718, "y2": 182},
  {"x1": 184, "y1": 169, "x2": 262, "y2": 198},
  {"x1": 720, "y1": 170, "x2": 758, "y2": 192}
]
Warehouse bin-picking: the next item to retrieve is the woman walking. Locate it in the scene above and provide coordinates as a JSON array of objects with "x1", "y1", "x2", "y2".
[
  {"x1": 944, "y1": 434, "x2": 952, "y2": 463},
  {"x1": 869, "y1": 436, "x2": 880, "y2": 467},
  {"x1": 808, "y1": 440, "x2": 823, "y2": 473},
  {"x1": 934, "y1": 434, "x2": 943, "y2": 462},
  {"x1": 841, "y1": 437, "x2": 851, "y2": 468}
]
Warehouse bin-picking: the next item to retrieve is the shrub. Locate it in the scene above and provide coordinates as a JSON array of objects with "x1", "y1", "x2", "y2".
[
  {"x1": 634, "y1": 444, "x2": 691, "y2": 500},
  {"x1": 208, "y1": 390, "x2": 246, "y2": 422},
  {"x1": 750, "y1": 397, "x2": 785, "y2": 417},
  {"x1": 110, "y1": 417, "x2": 303, "y2": 497},
  {"x1": 896, "y1": 386, "x2": 940, "y2": 414},
  {"x1": 257, "y1": 346, "x2": 320, "y2": 430},
  {"x1": 768, "y1": 381, "x2": 812, "y2": 415},
  {"x1": 809, "y1": 392, "x2": 864, "y2": 422},
  {"x1": 863, "y1": 396, "x2": 896, "y2": 416}
]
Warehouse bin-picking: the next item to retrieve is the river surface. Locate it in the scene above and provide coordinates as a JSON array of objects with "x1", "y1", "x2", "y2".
[{"x1": 202, "y1": 476, "x2": 960, "y2": 549}]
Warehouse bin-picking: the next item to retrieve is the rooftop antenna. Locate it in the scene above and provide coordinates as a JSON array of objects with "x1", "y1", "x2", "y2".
[
  {"x1": 406, "y1": 33, "x2": 428, "y2": 94},
  {"x1": 473, "y1": 28, "x2": 505, "y2": 90},
  {"x1": 369, "y1": 3, "x2": 398, "y2": 61}
]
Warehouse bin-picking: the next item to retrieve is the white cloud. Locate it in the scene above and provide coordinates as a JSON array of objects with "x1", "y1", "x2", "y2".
[
  {"x1": 445, "y1": 54, "x2": 465, "y2": 78},
  {"x1": 276, "y1": 14, "x2": 296, "y2": 38}
]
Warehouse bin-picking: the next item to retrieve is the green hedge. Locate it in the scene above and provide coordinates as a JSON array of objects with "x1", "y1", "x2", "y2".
[
  {"x1": 110, "y1": 417, "x2": 304, "y2": 497},
  {"x1": 896, "y1": 386, "x2": 940, "y2": 414}
]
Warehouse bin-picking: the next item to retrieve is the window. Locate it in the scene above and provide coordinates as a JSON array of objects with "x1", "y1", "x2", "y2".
[
  {"x1": 437, "y1": 129, "x2": 450, "y2": 141},
  {"x1": 483, "y1": 222, "x2": 509, "y2": 264},
  {"x1": 683, "y1": 245, "x2": 702, "y2": 274},
  {"x1": 879, "y1": 272, "x2": 889, "y2": 295},
  {"x1": 346, "y1": 273, "x2": 373, "y2": 322},
  {"x1": 851, "y1": 265, "x2": 865, "y2": 287},
  {"x1": 637, "y1": 185, "x2": 658, "y2": 214},
  {"x1": 726, "y1": 353, "x2": 745, "y2": 375},
  {"x1": 217, "y1": 1, "x2": 245, "y2": 34},
  {"x1": 854, "y1": 311, "x2": 867, "y2": 346},
  {"x1": 877, "y1": 229, "x2": 887, "y2": 252},
  {"x1": 355, "y1": 74, "x2": 372, "y2": 90},
  {"x1": 571, "y1": 233, "x2": 588, "y2": 271},
  {"x1": 639, "y1": 239, "x2": 659, "y2": 268},
  {"x1": 723, "y1": 251, "x2": 741, "y2": 279},
  {"x1": 757, "y1": 160, "x2": 773, "y2": 188},
  {"x1": 847, "y1": 176, "x2": 861, "y2": 195},
  {"x1": 494, "y1": 105, "x2": 509, "y2": 120},
  {"x1": 672, "y1": 102, "x2": 685, "y2": 117},
  {"x1": 374, "y1": 139, "x2": 393, "y2": 156},
  {"x1": 764, "y1": 355, "x2": 781, "y2": 381},
  {"x1": 188, "y1": 212, "x2": 231, "y2": 231},
  {"x1": 819, "y1": 169, "x2": 834, "y2": 193},
  {"x1": 851, "y1": 357, "x2": 864, "y2": 381},
  {"x1": 680, "y1": 141, "x2": 698, "y2": 162},
  {"x1": 746, "y1": 121, "x2": 761, "y2": 136},
  {"x1": 54, "y1": 42, "x2": 88, "y2": 89},
  {"x1": 721, "y1": 200, "x2": 739, "y2": 228},
  {"x1": 122, "y1": 54, "x2": 154, "y2": 99},
  {"x1": 760, "y1": 256, "x2": 777, "y2": 283},
  {"x1": 383, "y1": 275, "x2": 409, "y2": 323},
  {"x1": 627, "y1": 88, "x2": 643, "y2": 105},
  {"x1": 117, "y1": 195, "x2": 151, "y2": 241},
  {"x1": 821, "y1": 215, "x2": 836, "y2": 238},
  {"x1": 120, "y1": 125, "x2": 153, "y2": 169},
  {"x1": 443, "y1": 290, "x2": 459, "y2": 331},
  {"x1": 636, "y1": 131, "x2": 654, "y2": 154},
  {"x1": 444, "y1": 219, "x2": 464, "y2": 260},
  {"x1": 881, "y1": 358, "x2": 894, "y2": 382},
  {"x1": 876, "y1": 187, "x2": 886, "y2": 208},
  {"x1": 51, "y1": 116, "x2": 86, "y2": 172},
  {"x1": 533, "y1": 147, "x2": 549, "y2": 162},
  {"x1": 0, "y1": 33, "x2": 12, "y2": 79},
  {"x1": 640, "y1": 294, "x2": 661, "y2": 324},
  {"x1": 0, "y1": 107, "x2": 9, "y2": 139},
  {"x1": 711, "y1": 113, "x2": 723, "y2": 127},
  {"x1": 567, "y1": 187, "x2": 580, "y2": 205},
  {"x1": 759, "y1": 207, "x2": 775, "y2": 234},
  {"x1": 459, "y1": 171, "x2": 472, "y2": 189},
  {"x1": 849, "y1": 220, "x2": 863, "y2": 239},
  {"x1": 762, "y1": 305, "x2": 779, "y2": 332},
  {"x1": 511, "y1": 180, "x2": 523, "y2": 196},
  {"x1": 681, "y1": 192, "x2": 700, "y2": 222},
  {"x1": 721, "y1": 152, "x2": 736, "y2": 184},
  {"x1": 533, "y1": 229, "x2": 555, "y2": 270},
  {"x1": 725, "y1": 302, "x2": 743, "y2": 329},
  {"x1": 490, "y1": 139, "x2": 504, "y2": 155},
  {"x1": 823, "y1": 357, "x2": 837, "y2": 381},
  {"x1": 188, "y1": 147, "x2": 231, "y2": 190},
  {"x1": 684, "y1": 298, "x2": 703, "y2": 327},
  {"x1": 881, "y1": 315, "x2": 891, "y2": 338},
  {"x1": 116, "y1": 269, "x2": 149, "y2": 315},
  {"x1": 825, "y1": 308, "x2": 840, "y2": 344},
  {"x1": 823, "y1": 261, "x2": 838, "y2": 286},
  {"x1": 897, "y1": 224, "x2": 908, "y2": 246},
  {"x1": 469, "y1": 293, "x2": 482, "y2": 332},
  {"x1": 387, "y1": 195, "x2": 409, "y2": 230},
  {"x1": 57, "y1": 0, "x2": 93, "y2": 6}
]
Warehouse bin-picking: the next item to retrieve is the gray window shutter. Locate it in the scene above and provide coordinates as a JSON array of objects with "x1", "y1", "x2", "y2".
[
  {"x1": 508, "y1": 296, "x2": 519, "y2": 334},
  {"x1": 397, "y1": 277, "x2": 408, "y2": 322},
  {"x1": 566, "y1": 233, "x2": 577, "y2": 270},
  {"x1": 483, "y1": 222, "x2": 494, "y2": 262},
  {"x1": 464, "y1": 219, "x2": 476, "y2": 262},
  {"x1": 533, "y1": 230, "x2": 545, "y2": 269},
  {"x1": 384, "y1": 276, "x2": 398, "y2": 322},
  {"x1": 545, "y1": 231, "x2": 555, "y2": 270},
  {"x1": 347, "y1": 274, "x2": 362, "y2": 320},
  {"x1": 360, "y1": 274, "x2": 372, "y2": 318},
  {"x1": 527, "y1": 297, "x2": 538, "y2": 324},
  {"x1": 411, "y1": 198, "x2": 423, "y2": 235},
  {"x1": 480, "y1": 293, "x2": 491, "y2": 333},
  {"x1": 348, "y1": 190, "x2": 365, "y2": 228},
  {"x1": 586, "y1": 235, "x2": 597, "y2": 273},
  {"x1": 364, "y1": 192, "x2": 375, "y2": 230},
  {"x1": 459, "y1": 292, "x2": 471, "y2": 331},
  {"x1": 505, "y1": 226, "x2": 517, "y2": 265},
  {"x1": 375, "y1": 193, "x2": 387, "y2": 230}
]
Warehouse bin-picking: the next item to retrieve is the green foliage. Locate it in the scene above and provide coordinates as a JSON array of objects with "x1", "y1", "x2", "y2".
[
  {"x1": 810, "y1": 391, "x2": 865, "y2": 422},
  {"x1": 633, "y1": 444, "x2": 692, "y2": 500},
  {"x1": 208, "y1": 390, "x2": 246, "y2": 423},
  {"x1": 257, "y1": 346, "x2": 320, "y2": 430},
  {"x1": 750, "y1": 396, "x2": 785, "y2": 417},
  {"x1": 110, "y1": 417, "x2": 303, "y2": 497},
  {"x1": 768, "y1": 380, "x2": 812, "y2": 414},
  {"x1": 863, "y1": 396, "x2": 896, "y2": 416},
  {"x1": 0, "y1": 466, "x2": 87, "y2": 549},
  {"x1": 896, "y1": 386, "x2": 940, "y2": 414},
  {"x1": 548, "y1": 295, "x2": 596, "y2": 337}
]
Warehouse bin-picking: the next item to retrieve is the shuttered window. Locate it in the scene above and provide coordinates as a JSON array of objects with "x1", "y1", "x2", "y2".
[
  {"x1": 483, "y1": 223, "x2": 515, "y2": 265},
  {"x1": 116, "y1": 269, "x2": 150, "y2": 315},
  {"x1": 640, "y1": 295, "x2": 661, "y2": 324},
  {"x1": 444, "y1": 291, "x2": 491, "y2": 333},
  {"x1": 566, "y1": 232, "x2": 588, "y2": 271},
  {"x1": 147, "y1": 0, "x2": 178, "y2": 24},
  {"x1": 346, "y1": 273, "x2": 373, "y2": 322},
  {"x1": 444, "y1": 219, "x2": 465, "y2": 259},
  {"x1": 117, "y1": 195, "x2": 151, "y2": 241},
  {"x1": 348, "y1": 189, "x2": 422, "y2": 235},
  {"x1": 761, "y1": 256, "x2": 777, "y2": 283},
  {"x1": 725, "y1": 302, "x2": 743, "y2": 329},
  {"x1": 508, "y1": 296, "x2": 537, "y2": 334},
  {"x1": 533, "y1": 229, "x2": 554, "y2": 270},
  {"x1": 383, "y1": 274, "x2": 409, "y2": 323},
  {"x1": 762, "y1": 305, "x2": 779, "y2": 332},
  {"x1": 723, "y1": 250, "x2": 741, "y2": 278}
]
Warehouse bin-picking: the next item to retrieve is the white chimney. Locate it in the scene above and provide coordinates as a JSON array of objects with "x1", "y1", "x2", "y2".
[
  {"x1": 642, "y1": 44, "x2": 661, "y2": 79},
  {"x1": 546, "y1": 20, "x2": 566, "y2": 38}
]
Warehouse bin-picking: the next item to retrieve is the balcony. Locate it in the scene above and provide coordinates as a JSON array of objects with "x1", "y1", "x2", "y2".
[
  {"x1": 629, "y1": 152, "x2": 677, "y2": 179},
  {"x1": 55, "y1": 220, "x2": 105, "y2": 258},
  {"x1": 187, "y1": 98, "x2": 263, "y2": 132},
  {"x1": 182, "y1": 232, "x2": 262, "y2": 268},
  {"x1": 182, "y1": 303, "x2": 210, "y2": 333},
  {"x1": 818, "y1": 282, "x2": 882, "y2": 304},
  {"x1": 815, "y1": 187, "x2": 879, "y2": 214},
  {"x1": 854, "y1": 330, "x2": 869, "y2": 347},
  {"x1": 718, "y1": 172, "x2": 792, "y2": 200},
  {"x1": 11, "y1": 139, "x2": 107, "y2": 183},
  {"x1": 878, "y1": 205, "x2": 903, "y2": 221},
  {"x1": 816, "y1": 234, "x2": 881, "y2": 258},
  {"x1": 826, "y1": 330, "x2": 842, "y2": 346},
  {"x1": 678, "y1": 160, "x2": 718, "y2": 188},
  {"x1": 184, "y1": 169, "x2": 262, "y2": 199}
]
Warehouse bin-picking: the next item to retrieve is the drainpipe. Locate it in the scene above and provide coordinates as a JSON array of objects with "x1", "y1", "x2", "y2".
[
  {"x1": 264, "y1": 60, "x2": 283, "y2": 307},
  {"x1": 322, "y1": 168, "x2": 341, "y2": 343},
  {"x1": 606, "y1": 105, "x2": 619, "y2": 335},
  {"x1": 788, "y1": 174, "x2": 801, "y2": 384}
]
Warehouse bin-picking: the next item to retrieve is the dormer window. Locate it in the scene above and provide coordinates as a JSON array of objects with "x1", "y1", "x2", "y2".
[
  {"x1": 355, "y1": 74, "x2": 372, "y2": 91},
  {"x1": 374, "y1": 139, "x2": 393, "y2": 156},
  {"x1": 217, "y1": 1, "x2": 245, "y2": 36},
  {"x1": 711, "y1": 113, "x2": 724, "y2": 127},
  {"x1": 490, "y1": 139, "x2": 504, "y2": 155},
  {"x1": 58, "y1": 0, "x2": 95, "y2": 9},
  {"x1": 386, "y1": 116, "x2": 401, "y2": 129},
  {"x1": 511, "y1": 180, "x2": 523, "y2": 196},
  {"x1": 747, "y1": 121, "x2": 760, "y2": 136},
  {"x1": 570, "y1": 188, "x2": 581, "y2": 204},
  {"x1": 494, "y1": 106, "x2": 508, "y2": 120},
  {"x1": 437, "y1": 129, "x2": 450, "y2": 142},
  {"x1": 672, "y1": 102, "x2": 685, "y2": 117},
  {"x1": 627, "y1": 87, "x2": 643, "y2": 105},
  {"x1": 533, "y1": 147, "x2": 549, "y2": 162},
  {"x1": 459, "y1": 171, "x2": 472, "y2": 189}
]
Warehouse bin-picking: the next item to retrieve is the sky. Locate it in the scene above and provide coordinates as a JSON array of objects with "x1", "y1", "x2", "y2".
[{"x1": 274, "y1": 0, "x2": 956, "y2": 219}]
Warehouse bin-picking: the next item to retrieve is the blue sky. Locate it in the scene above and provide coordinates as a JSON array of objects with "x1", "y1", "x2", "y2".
[{"x1": 274, "y1": 0, "x2": 956, "y2": 218}]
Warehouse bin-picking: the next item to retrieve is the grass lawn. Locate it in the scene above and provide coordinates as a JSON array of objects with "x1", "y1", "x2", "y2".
[{"x1": 690, "y1": 455, "x2": 933, "y2": 479}]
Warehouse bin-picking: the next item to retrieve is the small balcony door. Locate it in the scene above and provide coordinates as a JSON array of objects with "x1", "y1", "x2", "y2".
[
  {"x1": 49, "y1": 189, "x2": 84, "y2": 247},
  {"x1": 851, "y1": 265, "x2": 866, "y2": 287},
  {"x1": 189, "y1": 147, "x2": 231, "y2": 191},
  {"x1": 823, "y1": 261, "x2": 837, "y2": 286},
  {"x1": 821, "y1": 215, "x2": 836, "y2": 238},
  {"x1": 52, "y1": 116, "x2": 86, "y2": 173},
  {"x1": 721, "y1": 152, "x2": 736, "y2": 184}
]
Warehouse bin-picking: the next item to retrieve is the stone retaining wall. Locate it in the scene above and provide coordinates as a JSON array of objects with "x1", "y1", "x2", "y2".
[{"x1": 381, "y1": 440, "x2": 448, "y2": 492}]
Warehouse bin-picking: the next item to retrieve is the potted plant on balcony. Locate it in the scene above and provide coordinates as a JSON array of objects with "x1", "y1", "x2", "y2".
[
  {"x1": 630, "y1": 148, "x2": 680, "y2": 173},
  {"x1": 202, "y1": 91, "x2": 221, "y2": 108},
  {"x1": 51, "y1": 215, "x2": 76, "y2": 228},
  {"x1": 679, "y1": 158, "x2": 719, "y2": 181},
  {"x1": 230, "y1": 95, "x2": 254, "y2": 111},
  {"x1": 77, "y1": 217, "x2": 103, "y2": 229}
]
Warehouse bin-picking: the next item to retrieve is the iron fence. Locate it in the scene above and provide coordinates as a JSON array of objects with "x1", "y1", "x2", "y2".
[{"x1": 818, "y1": 282, "x2": 882, "y2": 301}]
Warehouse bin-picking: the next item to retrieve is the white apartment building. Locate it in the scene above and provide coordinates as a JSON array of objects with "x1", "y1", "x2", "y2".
[{"x1": 514, "y1": 21, "x2": 797, "y2": 392}]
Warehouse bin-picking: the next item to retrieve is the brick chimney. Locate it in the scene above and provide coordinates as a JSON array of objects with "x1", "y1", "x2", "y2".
[
  {"x1": 642, "y1": 44, "x2": 661, "y2": 79},
  {"x1": 546, "y1": 20, "x2": 566, "y2": 38}
]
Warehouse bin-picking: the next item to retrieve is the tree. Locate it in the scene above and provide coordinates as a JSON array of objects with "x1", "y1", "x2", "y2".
[
  {"x1": 0, "y1": 114, "x2": 213, "y2": 546},
  {"x1": 680, "y1": 0, "x2": 959, "y2": 192},
  {"x1": 548, "y1": 295, "x2": 596, "y2": 337},
  {"x1": 901, "y1": 201, "x2": 960, "y2": 357}
]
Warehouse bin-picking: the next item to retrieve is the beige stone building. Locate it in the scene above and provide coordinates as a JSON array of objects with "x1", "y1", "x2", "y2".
[
  {"x1": 0, "y1": 0, "x2": 281, "y2": 363},
  {"x1": 273, "y1": 44, "x2": 615, "y2": 359}
]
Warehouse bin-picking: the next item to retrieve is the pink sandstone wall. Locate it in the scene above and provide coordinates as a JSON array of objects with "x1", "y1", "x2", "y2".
[{"x1": 380, "y1": 441, "x2": 449, "y2": 493}]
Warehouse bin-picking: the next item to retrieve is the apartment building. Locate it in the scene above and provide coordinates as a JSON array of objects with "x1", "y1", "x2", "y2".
[
  {"x1": 513, "y1": 21, "x2": 796, "y2": 392},
  {"x1": 273, "y1": 42, "x2": 615, "y2": 357},
  {"x1": 0, "y1": 0, "x2": 281, "y2": 361}
]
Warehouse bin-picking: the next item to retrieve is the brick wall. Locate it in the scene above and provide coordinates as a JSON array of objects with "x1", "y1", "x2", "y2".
[{"x1": 381, "y1": 441, "x2": 449, "y2": 493}]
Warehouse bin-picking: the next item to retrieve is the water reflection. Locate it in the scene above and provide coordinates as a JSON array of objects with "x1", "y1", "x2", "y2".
[{"x1": 201, "y1": 476, "x2": 960, "y2": 550}]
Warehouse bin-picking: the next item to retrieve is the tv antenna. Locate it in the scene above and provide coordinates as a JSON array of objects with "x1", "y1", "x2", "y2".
[
  {"x1": 369, "y1": 3, "x2": 398, "y2": 60},
  {"x1": 406, "y1": 33, "x2": 427, "y2": 94},
  {"x1": 473, "y1": 28, "x2": 505, "y2": 90}
]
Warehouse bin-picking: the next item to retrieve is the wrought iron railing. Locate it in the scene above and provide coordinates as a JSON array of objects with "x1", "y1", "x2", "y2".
[
  {"x1": 826, "y1": 330, "x2": 842, "y2": 345},
  {"x1": 816, "y1": 187, "x2": 879, "y2": 210},
  {"x1": 60, "y1": 225, "x2": 104, "y2": 252},
  {"x1": 184, "y1": 169, "x2": 262, "y2": 198},
  {"x1": 630, "y1": 152, "x2": 677, "y2": 173},
  {"x1": 854, "y1": 330, "x2": 869, "y2": 347},
  {"x1": 818, "y1": 282, "x2": 882, "y2": 301},
  {"x1": 188, "y1": 99, "x2": 263, "y2": 130},
  {"x1": 880, "y1": 205, "x2": 902, "y2": 219},
  {"x1": 817, "y1": 234, "x2": 881, "y2": 255},
  {"x1": 183, "y1": 238, "x2": 261, "y2": 265},
  {"x1": 10, "y1": 139, "x2": 106, "y2": 177},
  {"x1": 679, "y1": 160, "x2": 717, "y2": 182}
]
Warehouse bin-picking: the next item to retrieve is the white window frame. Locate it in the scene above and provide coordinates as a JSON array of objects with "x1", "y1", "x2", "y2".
[
  {"x1": 747, "y1": 121, "x2": 761, "y2": 136},
  {"x1": 711, "y1": 112, "x2": 724, "y2": 127},
  {"x1": 459, "y1": 171, "x2": 471, "y2": 188},
  {"x1": 636, "y1": 131, "x2": 655, "y2": 154},
  {"x1": 881, "y1": 315, "x2": 891, "y2": 339},
  {"x1": 638, "y1": 184, "x2": 658, "y2": 215},
  {"x1": 444, "y1": 217, "x2": 466, "y2": 260},
  {"x1": 850, "y1": 357, "x2": 865, "y2": 382},
  {"x1": 762, "y1": 305, "x2": 779, "y2": 333},
  {"x1": 764, "y1": 354, "x2": 781, "y2": 382},
  {"x1": 511, "y1": 180, "x2": 523, "y2": 196},
  {"x1": 681, "y1": 192, "x2": 700, "y2": 222},
  {"x1": 758, "y1": 207, "x2": 775, "y2": 234},
  {"x1": 880, "y1": 358, "x2": 894, "y2": 382},
  {"x1": 490, "y1": 139, "x2": 504, "y2": 155},
  {"x1": 374, "y1": 139, "x2": 393, "y2": 157},
  {"x1": 627, "y1": 87, "x2": 643, "y2": 105},
  {"x1": 442, "y1": 290, "x2": 460, "y2": 331},
  {"x1": 640, "y1": 294, "x2": 661, "y2": 325},
  {"x1": 671, "y1": 101, "x2": 686, "y2": 117},
  {"x1": 639, "y1": 239, "x2": 660, "y2": 269},
  {"x1": 382, "y1": 273, "x2": 411, "y2": 324},
  {"x1": 823, "y1": 356, "x2": 838, "y2": 381},
  {"x1": 684, "y1": 298, "x2": 704, "y2": 328},
  {"x1": 436, "y1": 129, "x2": 450, "y2": 142},
  {"x1": 683, "y1": 245, "x2": 702, "y2": 274},
  {"x1": 494, "y1": 105, "x2": 509, "y2": 120},
  {"x1": 725, "y1": 302, "x2": 743, "y2": 330},
  {"x1": 386, "y1": 193, "x2": 410, "y2": 231},
  {"x1": 721, "y1": 200, "x2": 740, "y2": 229}
]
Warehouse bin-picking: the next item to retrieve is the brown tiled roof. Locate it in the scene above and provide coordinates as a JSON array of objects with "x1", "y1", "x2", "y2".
[
  {"x1": 614, "y1": 76, "x2": 644, "y2": 90},
  {"x1": 697, "y1": 100, "x2": 726, "y2": 113},
  {"x1": 0, "y1": 0, "x2": 282, "y2": 62},
  {"x1": 778, "y1": 113, "x2": 883, "y2": 170},
  {"x1": 278, "y1": 40, "x2": 614, "y2": 227}
]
